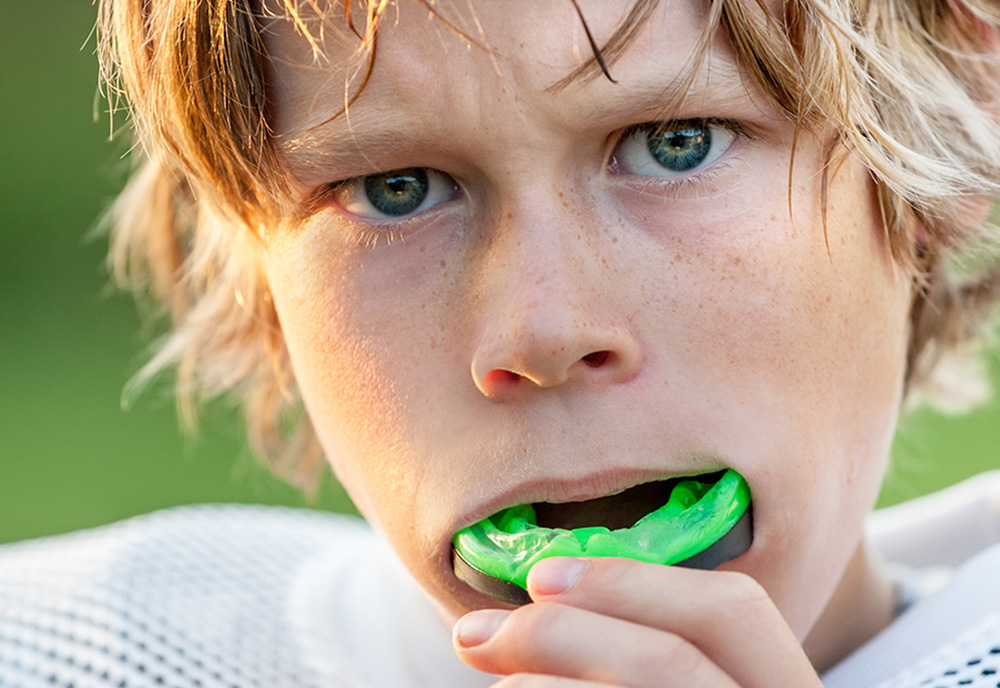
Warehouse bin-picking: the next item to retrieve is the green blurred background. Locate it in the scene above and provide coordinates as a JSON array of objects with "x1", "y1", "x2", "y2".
[{"x1": 2, "y1": 3, "x2": 999, "y2": 546}]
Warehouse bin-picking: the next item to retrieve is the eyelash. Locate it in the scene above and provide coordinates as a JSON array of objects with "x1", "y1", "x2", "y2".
[
  {"x1": 309, "y1": 172, "x2": 461, "y2": 248},
  {"x1": 607, "y1": 117, "x2": 747, "y2": 186},
  {"x1": 618, "y1": 117, "x2": 747, "y2": 141},
  {"x1": 627, "y1": 164, "x2": 733, "y2": 203},
  {"x1": 315, "y1": 117, "x2": 749, "y2": 245}
]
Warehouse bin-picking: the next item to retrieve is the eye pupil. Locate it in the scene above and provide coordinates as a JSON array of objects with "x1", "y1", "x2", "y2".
[
  {"x1": 647, "y1": 123, "x2": 712, "y2": 172},
  {"x1": 364, "y1": 168, "x2": 429, "y2": 216}
]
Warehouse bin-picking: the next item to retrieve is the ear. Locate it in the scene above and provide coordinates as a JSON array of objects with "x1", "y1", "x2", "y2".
[
  {"x1": 947, "y1": 0, "x2": 1000, "y2": 52},
  {"x1": 956, "y1": 195, "x2": 997, "y2": 230},
  {"x1": 938, "y1": 1, "x2": 1000, "y2": 238},
  {"x1": 912, "y1": 197, "x2": 995, "y2": 254}
]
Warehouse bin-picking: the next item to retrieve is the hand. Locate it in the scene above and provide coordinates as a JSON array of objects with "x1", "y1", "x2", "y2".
[{"x1": 452, "y1": 557, "x2": 824, "y2": 687}]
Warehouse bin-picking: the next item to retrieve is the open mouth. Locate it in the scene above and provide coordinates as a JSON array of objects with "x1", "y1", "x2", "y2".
[
  {"x1": 453, "y1": 469, "x2": 752, "y2": 605},
  {"x1": 532, "y1": 474, "x2": 698, "y2": 531}
]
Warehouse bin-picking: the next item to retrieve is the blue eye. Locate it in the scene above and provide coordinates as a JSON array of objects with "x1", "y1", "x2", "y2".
[
  {"x1": 332, "y1": 167, "x2": 461, "y2": 219},
  {"x1": 614, "y1": 120, "x2": 737, "y2": 178},
  {"x1": 365, "y1": 168, "x2": 429, "y2": 215}
]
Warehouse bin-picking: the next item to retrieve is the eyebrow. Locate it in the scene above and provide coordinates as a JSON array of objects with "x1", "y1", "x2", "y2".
[
  {"x1": 277, "y1": 58, "x2": 753, "y2": 182},
  {"x1": 278, "y1": 107, "x2": 418, "y2": 181},
  {"x1": 564, "y1": 59, "x2": 752, "y2": 126}
]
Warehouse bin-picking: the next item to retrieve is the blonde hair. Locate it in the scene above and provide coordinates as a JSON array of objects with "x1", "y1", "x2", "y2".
[{"x1": 97, "y1": 0, "x2": 1000, "y2": 488}]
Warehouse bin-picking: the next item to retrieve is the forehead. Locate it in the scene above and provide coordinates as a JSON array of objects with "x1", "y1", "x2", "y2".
[{"x1": 262, "y1": 0, "x2": 765, "y2": 173}]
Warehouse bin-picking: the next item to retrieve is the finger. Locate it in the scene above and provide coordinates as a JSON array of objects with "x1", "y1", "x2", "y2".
[
  {"x1": 525, "y1": 557, "x2": 821, "y2": 688},
  {"x1": 492, "y1": 674, "x2": 618, "y2": 687},
  {"x1": 454, "y1": 603, "x2": 741, "y2": 688}
]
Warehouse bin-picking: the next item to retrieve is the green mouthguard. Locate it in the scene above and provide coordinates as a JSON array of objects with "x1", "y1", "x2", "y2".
[{"x1": 453, "y1": 469, "x2": 751, "y2": 604}]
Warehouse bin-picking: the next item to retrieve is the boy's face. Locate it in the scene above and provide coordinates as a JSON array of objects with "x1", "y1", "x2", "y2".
[{"x1": 263, "y1": 0, "x2": 913, "y2": 636}]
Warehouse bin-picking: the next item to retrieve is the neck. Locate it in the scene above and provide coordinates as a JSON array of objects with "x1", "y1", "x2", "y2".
[{"x1": 803, "y1": 539, "x2": 897, "y2": 674}]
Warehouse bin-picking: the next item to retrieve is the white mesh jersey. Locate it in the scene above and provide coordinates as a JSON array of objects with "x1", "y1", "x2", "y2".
[
  {"x1": 2, "y1": 474, "x2": 1000, "y2": 688},
  {"x1": 824, "y1": 472, "x2": 1000, "y2": 688},
  {"x1": 0, "y1": 505, "x2": 493, "y2": 688}
]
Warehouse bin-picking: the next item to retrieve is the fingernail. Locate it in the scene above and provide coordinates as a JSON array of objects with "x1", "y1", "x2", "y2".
[
  {"x1": 453, "y1": 610, "x2": 510, "y2": 648},
  {"x1": 528, "y1": 557, "x2": 588, "y2": 597}
]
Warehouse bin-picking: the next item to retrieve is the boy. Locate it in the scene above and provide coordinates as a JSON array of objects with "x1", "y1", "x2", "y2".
[{"x1": 4, "y1": 0, "x2": 1000, "y2": 686}]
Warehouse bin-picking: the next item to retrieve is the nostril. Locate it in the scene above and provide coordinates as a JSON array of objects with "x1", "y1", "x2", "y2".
[
  {"x1": 581, "y1": 350, "x2": 611, "y2": 368},
  {"x1": 484, "y1": 369, "x2": 523, "y2": 388}
]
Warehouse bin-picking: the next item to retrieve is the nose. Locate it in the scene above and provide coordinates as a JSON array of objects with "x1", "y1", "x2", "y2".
[
  {"x1": 471, "y1": 324, "x2": 642, "y2": 399},
  {"x1": 470, "y1": 212, "x2": 642, "y2": 400}
]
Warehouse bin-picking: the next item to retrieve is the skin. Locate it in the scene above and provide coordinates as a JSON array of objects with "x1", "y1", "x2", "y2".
[{"x1": 261, "y1": 0, "x2": 913, "y2": 684}]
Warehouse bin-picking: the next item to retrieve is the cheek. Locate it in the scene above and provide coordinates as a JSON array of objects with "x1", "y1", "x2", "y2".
[
  {"x1": 263, "y1": 231, "x2": 405, "y2": 520},
  {"x1": 631, "y1": 213, "x2": 909, "y2": 500},
  {"x1": 632, "y1": 156, "x2": 910, "y2": 422},
  {"x1": 616, "y1": 159, "x2": 911, "y2": 632},
  {"x1": 263, "y1": 219, "x2": 479, "y2": 532},
  {"x1": 664, "y1": 171, "x2": 910, "y2": 632}
]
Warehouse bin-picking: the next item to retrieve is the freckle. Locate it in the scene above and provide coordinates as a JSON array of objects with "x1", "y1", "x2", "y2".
[
  {"x1": 612, "y1": 237, "x2": 618, "y2": 244},
  {"x1": 440, "y1": 260, "x2": 446, "y2": 268},
  {"x1": 420, "y1": 245, "x2": 426, "y2": 253}
]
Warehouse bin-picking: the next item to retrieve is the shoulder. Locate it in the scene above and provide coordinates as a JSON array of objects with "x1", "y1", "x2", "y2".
[
  {"x1": 825, "y1": 474, "x2": 1000, "y2": 688},
  {"x1": 0, "y1": 504, "x2": 373, "y2": 609},
  {"x1": 868, "y1": 470, "x2": 1000, "y2": 569},
  {"x1": 0, "y1": 502, "x2": 371, "y2": 564},
  {"x1": 0, "y1": 504, "x2": 376, "y2": 688},
  {"x1": 826, "y1": 543, "x2": 1000, "y2": 687}
]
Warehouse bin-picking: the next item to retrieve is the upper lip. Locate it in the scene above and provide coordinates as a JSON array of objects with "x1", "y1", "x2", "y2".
[{"x1": 453, "y1": 465, "x2": 725, "y2": 534}]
